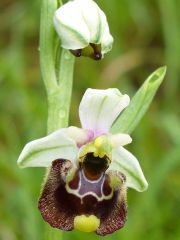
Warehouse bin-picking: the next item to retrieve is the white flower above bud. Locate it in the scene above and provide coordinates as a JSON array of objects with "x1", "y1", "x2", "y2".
[{"x1": 54, "y1": 0, "x2": 113, "y2": 60}]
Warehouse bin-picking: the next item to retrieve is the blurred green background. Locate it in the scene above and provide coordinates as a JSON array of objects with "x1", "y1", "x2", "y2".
[{"x1": 0, "y1": 0, "x2": 180, "y2": 239}]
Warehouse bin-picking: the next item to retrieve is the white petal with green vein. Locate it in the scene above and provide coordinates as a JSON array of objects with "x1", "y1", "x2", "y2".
[
  {"x1": 76, "y1": 0, "x2": 106, "y2": 43},
  {"x1": 54, "y1": 0, "x2": 90, "y2": 49},
  {"x1": 17, "y1": 129, "x2": 78, "y2": 168},
  {"x1": 101, "y1": 23, "x2": 114, "y2": 54},
  {"x1": 109, "y1": 146, "x2": 148, "y2": 192}
]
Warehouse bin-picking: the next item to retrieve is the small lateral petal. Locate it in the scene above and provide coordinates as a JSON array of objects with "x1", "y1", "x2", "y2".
[
  {"x1": 79, "y1": 88, "x2": 130, "y2": 136},
  {"x1": 17, "y1": 129, "x2": 78, "y2": 168},
  {"x1": 109, "y1": 147, "x2": 148, "y2": 192},
  {"x1": 110, "y1": 133, "x2": 132, "y2": 147}
]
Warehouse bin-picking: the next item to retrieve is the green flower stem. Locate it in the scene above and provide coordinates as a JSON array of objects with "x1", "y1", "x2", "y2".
[
  {"x1": 40, "y1": 0, "x2": 75, "y2": 239},
  {"x1": 40, "y1": 0, "x2": 58, "y2": 93},
  {"x1": 47, "y1": 50, "x2": 75, "y2": 133}
]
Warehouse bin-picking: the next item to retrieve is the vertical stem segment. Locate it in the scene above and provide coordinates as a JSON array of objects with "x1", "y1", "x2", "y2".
[
  {"x1": 47, "y1": 49, "x2": 75, "y2": 133},
  {"x1": 40, "y1": 0, "x2": 75, "y2": 239},
  {"x1": 40, "y1": 0, "x2": 75, "y2": 134},
  {"x1": 40, "y1": 0, "x2": 58, "y2": 92}
]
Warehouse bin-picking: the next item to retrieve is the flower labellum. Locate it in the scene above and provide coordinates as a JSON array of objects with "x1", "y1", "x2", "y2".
[
  {"x1": 17, "y1": 88, "x2": 148, "y2": 235},
  {"x1": 54, "y1": 0, "x2": 113, "y2": 60}
]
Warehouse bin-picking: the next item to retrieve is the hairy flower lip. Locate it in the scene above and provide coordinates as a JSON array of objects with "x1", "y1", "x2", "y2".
[{"x1": 38, "y1": 159, "x2": 128, "y2": 235}]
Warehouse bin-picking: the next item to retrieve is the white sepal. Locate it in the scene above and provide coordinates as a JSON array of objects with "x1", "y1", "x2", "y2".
[
  {"x1": 109, "y1": 146, "x2": 148, "y2": 192},
  {"x1": 54, "y1": 0, "x2": 89, "y2": 49},
  {"x1": 17, "y1": 129, "x2": 78, "y2": 168},
  {"x1": 79, "y1": 88, "x2": 130, "y2": 136}
]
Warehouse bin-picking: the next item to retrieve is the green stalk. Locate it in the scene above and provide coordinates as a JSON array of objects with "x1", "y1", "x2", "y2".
[
  {"x1": 47, "y1": 49, "x2": 75, "y2": 133},
  {"x1": 40, "y1": 0, "x2": 75, "y2": 239},
  {"x1": 40, "y1": 0, "x2": 57, "y2": 94}
]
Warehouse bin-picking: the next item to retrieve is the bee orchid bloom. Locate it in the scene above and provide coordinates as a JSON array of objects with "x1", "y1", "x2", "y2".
[
  {"x1": 54, "y1": 0, "x2": 113, "y2": 60},
  {"x1": 17, "y1": 88, "x2": 148, "y2": 235}
]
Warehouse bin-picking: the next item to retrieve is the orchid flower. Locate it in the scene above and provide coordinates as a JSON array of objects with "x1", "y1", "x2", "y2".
[
  {"x1": 17, "y1": 88, "x2": 148, "y2": 235},
  {"x1": 54, "y1": 0, "x2": 113, "y2": 60}
]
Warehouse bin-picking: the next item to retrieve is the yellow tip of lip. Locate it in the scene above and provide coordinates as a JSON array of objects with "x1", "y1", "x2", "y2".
[{"x1": 74, "y1": 215, "x2": 100, "y2": 232}]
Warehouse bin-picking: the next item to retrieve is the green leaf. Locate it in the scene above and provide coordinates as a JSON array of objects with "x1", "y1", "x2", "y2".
[{"x1": 111, "y1": 66, "x2": 167, "y2": 134}]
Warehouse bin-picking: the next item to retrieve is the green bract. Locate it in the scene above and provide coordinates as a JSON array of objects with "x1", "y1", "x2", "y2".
[{"x1": 111, "y1": 67, "x2": 167, "y2": 134}]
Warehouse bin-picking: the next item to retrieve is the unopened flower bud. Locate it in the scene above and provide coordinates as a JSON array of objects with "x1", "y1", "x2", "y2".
[{"x1": 54, "y1": 0, "x2": 113, "y2": 60}]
